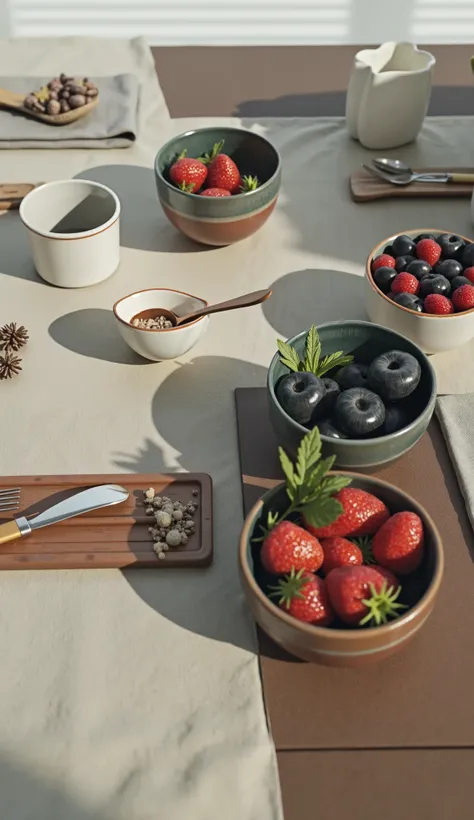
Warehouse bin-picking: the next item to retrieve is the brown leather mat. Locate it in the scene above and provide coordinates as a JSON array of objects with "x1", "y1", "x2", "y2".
[
  {"x1": 277, "y1": 749, "x2": 474, "y2": 820},
  {"x1": 235, "y1": 388, "x2": 474, "y2": 750}
]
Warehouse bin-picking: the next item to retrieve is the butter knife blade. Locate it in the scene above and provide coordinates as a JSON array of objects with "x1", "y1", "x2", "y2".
[{"x1": 15, "y1": 484, "x2": 129, "y2": 537}]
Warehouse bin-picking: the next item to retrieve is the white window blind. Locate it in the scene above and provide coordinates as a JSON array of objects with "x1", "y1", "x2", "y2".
[{"x1": 3, "y1": 0, "x2": 474, "y2": 44}]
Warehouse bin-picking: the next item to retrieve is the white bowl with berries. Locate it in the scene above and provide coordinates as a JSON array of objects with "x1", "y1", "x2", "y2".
[{"x1": 365, "y1": 229, "x2": 474, "y2": 354}]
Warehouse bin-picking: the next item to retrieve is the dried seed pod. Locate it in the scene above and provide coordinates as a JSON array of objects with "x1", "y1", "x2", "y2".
[
  {"x1": 48, "y1": 80, "x2": 63, "y2": 93},
  {"x1": 47, "y1": 99, "x2": 61, "y2": 115},
  {"x1": 60, "y1": 73, "x2": 74, "y2": 85},
  {"x1": 60, "y1": 89, "x2": 70, "y2": 100},
  {"x1": 59, "y1": 99, "x2": 70, "y2": 113},
  {"x1": 86, "y1": 86, "x2": 98, "y2": 96},
  {"x1": 68, "y1": 94, "x2": 86, "y2": 109},
  {"x1": 48, "y1": 90, "x2": 59, "y2": 100}
]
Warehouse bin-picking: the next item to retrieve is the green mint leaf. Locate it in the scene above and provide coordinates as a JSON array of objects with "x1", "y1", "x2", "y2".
[
  {"x1": 318, "y1": 474, "x2": 352, "y2": 497},
  {"x1": 303, "y1": 325, "x2": 321, "y2": 374},
  {"x1": 316, "y1": 352, "x2": 354, "y2": 378},
  {"x1": 303, "y1": 497, "x2": 343, "y2": 529},
  {"x1": 279, "y1": 447, "x2": 298, "y2": 502},
  {"x1": 303, "y1": 455, "x2": 336, "y2": 494},
  {"x1": 277, "y1": 338, "x2": 301, "y2": 373},
  {"x1": 295, "y1": 426, "x2": 321, "y2": 488}
]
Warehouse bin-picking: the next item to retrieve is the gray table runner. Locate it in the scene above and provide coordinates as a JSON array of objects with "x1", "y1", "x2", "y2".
[
  {"x1": 0, "y1": 74, "x2": 140, "y2": 148},
  {"x1": 436, "y1": 394, "x2": 474, "y2": 531}
]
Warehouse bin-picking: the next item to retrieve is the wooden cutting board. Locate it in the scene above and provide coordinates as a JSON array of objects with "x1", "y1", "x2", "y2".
[
  {"x1": 350, "y1": 167, "x2": 474, "y2": 202},
  {"x1": 0, "y1": 473, "x2": 213, "y2": 570}
]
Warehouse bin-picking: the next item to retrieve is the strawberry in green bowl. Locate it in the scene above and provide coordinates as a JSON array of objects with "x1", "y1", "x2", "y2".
[
  {"x1": 239, "y1": 427, "x2": 443, "y2": 667},
  {"x1": 154, "y1": 127, "x2": 281, "y2": 246}
]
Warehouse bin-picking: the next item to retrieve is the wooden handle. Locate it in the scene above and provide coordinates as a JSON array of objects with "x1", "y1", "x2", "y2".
[
  {"x1": 177, "y1": 288, "x2": 272, "y2": 325},
  {"x1": 0, "y1": 183, "x2": 39, "y2": 211},
  {"x1": 450, "y1": 173, "x2": 474, "y2": 183},
  {"x1": 0, "y1": 520, "x2": 21, "y2": 545}
]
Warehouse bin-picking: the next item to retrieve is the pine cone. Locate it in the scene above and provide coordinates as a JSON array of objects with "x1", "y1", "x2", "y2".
[
  {"x1": 0, "y1": 353, "x2": 22, "y2": 380},
  {"x1": 0, "y1": 323, "x2": 29, "y2": 352}
]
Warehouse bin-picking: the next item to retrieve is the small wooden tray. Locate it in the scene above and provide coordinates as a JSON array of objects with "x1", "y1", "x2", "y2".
[
  {"x1": 0, "y1": 473, "x2": 213, "y2": 570},
  {"x1": 0, "y1": 183, "x2": 39, "y2": 211},
  {"x1": 350, "y1": 167, "x2": 474, "y2": 202}
]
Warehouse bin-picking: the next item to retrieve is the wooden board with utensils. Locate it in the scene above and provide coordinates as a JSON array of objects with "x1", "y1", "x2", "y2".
[
  {"x1": 350, "y1": 167, "x2": 474, "y2": 202},
  {"x1": 0, "y1": 473, "x2": 213, "y2": 570},
  {"x1": 0, "y1": 183, "x2": 41, "y2": 211}
]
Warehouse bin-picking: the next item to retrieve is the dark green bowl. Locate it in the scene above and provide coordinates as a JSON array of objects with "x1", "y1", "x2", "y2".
[
  {"x1": 267, "y1": 320, "x2": 437, "y2": 470},
  {"x1": 154, "y1": 127, "x2": 281, "y2": 246}
]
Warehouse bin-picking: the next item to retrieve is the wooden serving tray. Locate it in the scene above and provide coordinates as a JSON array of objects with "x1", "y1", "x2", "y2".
[
  {"x1": 0, "y1": 473, "x2": 213, "y2": 570},
  {"x1": 0, "y1": 183, "x2": 39, "y2": 211},
  {"x1": 350, "y1": 167, "x2": 474, "y2": 202}
]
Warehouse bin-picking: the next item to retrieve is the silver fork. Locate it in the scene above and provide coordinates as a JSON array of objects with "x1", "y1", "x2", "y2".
[{"x1": 0, "y1": 488, "x2": 21, "y2": 512}]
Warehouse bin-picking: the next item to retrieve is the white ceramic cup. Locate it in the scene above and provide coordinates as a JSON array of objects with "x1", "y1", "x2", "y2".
[{"x1": 19, "y1": 179, "x2": 121, "y2": 288}]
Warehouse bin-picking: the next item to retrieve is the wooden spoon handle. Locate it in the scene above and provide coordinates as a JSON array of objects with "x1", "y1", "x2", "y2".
[
  {"x1": 178, "y1": 289, "x2": 272, "y2": 325},
  {"x1": 449, "y1": 173, "x2": 474, "y2": 184}
]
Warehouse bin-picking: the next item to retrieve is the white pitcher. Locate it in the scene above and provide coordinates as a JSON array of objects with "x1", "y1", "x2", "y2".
[{"x1": 346, "y1": 42, "x2": 436, "y2": 150}]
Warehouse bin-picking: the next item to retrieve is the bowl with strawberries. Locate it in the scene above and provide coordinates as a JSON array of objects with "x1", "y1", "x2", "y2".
[
  {"x1": 239, "y1": 426, "x2": 443, "y2": 667},
  {"x1": 267, "y1": 321, "x2": 437, "y2": 469},
  {"x1": 365, "y1": 229, "x2": 474, "y2": 353},
  {"x1": 154, "y1": 126, "x2": 281, "y2": 246}
]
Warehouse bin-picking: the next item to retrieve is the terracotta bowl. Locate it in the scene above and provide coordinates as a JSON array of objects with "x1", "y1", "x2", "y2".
[
  {"x1": 267, "y1": 320, "x2": 437, "y2": 469},
  {"x1": 239, "y1": 475, "x2": 443, "y2": 667},
  {"x1": 154, "y1": 127, "x2": 281, "y2": 246},
  {"x1": 365, "y1": 228, "x2": 474, "y2": 354}
]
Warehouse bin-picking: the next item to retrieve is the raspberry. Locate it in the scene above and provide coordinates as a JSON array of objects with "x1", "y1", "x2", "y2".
[
  {"x1": 452, "y1": 284, "x2": 474, "y2": 312},
  {"x1": 463, "y1": 266, "x2": 474, "y2": 284},
  {"x1": 416, "y1": 238, "x2": 441, "y2": 266},
  {"x1": 391, "y1": 272, "x2": 419, "y2": 296},
  {"x1": 371, "y1": 254, "x2": 396, "y2": 273},
  {"x1": 423, "y1": 294, "x2": 453, "y2": 315}
]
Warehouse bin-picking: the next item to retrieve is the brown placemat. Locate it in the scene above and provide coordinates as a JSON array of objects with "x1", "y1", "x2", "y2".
[
  {"x1": 235, "y1": 387, "x2": 474, "y2": 749},
  {"x1": 350, "y1": 167, "x2": 474, "y2": 201},
  {"x1": 277, "y1": 749, "x2": 474, "y2": 820},
  {"x1": 0, "y1": 473, "x2": 212, "y2": 569}
]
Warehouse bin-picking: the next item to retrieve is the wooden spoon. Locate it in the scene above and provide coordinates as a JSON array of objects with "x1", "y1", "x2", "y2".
[
  {"x1": 159, "y1": 288, "x2": 272, "y2": 327},
  {"x1": 0, "y1": 88, "x2": 98, "y2": 126}
]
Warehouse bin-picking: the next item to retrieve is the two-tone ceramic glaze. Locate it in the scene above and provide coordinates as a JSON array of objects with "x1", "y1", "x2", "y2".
[{"x1": 154, "y1": 127, "x2": 281, "y2": 246}]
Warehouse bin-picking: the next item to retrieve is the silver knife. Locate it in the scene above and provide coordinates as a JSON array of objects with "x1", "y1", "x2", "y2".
[{"x1": 0, "y1": 484, "x2": 129, "y2": 545}]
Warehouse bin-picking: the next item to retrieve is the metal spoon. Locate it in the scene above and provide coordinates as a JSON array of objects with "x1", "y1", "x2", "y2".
[
  {"x1": 150, "y1": 288, "x2": 272, "y2": 328},
  {"x1": 363, "y1": 164, "x2": 446, "y2": 186},
  {"x1": 372, "y1": 158, "x2": 474, "y2": 184}
]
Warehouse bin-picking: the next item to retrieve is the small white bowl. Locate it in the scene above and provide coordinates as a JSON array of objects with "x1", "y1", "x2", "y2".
[
  {"x1": 365, "y1": 228, "x2": 474, "y2": 354},
  {"x1": 113, "y1": 288, "x2": 209, "y2": 361}
]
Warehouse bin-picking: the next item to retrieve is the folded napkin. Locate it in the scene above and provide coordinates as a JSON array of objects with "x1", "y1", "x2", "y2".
[
  {"x1": 436, "y1": 393, "x2": 474, "y2": 529},
  {"x1": 0, "y1": 74, "x2": 139, "y2": 148}
]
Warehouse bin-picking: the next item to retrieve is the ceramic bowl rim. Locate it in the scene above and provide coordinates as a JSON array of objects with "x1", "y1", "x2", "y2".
[
  {"x1": 366, "y1": 228, "x2": 474, "y2": 319},
  {"x1": 113, "y1": 287, "x2": 209, "y2": 334},
  {"x1": 19, "y1": 179, "x2": 121, "y2": 240},
  {"x1": 154, "y1": 126, "x2": 282, "y2": 202},
  {"x1": 267, "y1": 320, "x2": 438, "y2": 448},
  {"x1": 239, "y1": 474, "x2": 444, "y2": 642}
]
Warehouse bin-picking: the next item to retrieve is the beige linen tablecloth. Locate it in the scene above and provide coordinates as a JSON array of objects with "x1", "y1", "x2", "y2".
[{"x1": 1, "y1": 43, "x2": 474, "y2": 818}]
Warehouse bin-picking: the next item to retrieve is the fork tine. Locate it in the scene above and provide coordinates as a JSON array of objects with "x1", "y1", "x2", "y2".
[
  {"x1": 0, "y1": 488, "x2": 21, "y2": 497},
  {"x1": 0, "y1": 488, "x2": 21, "y2": 512}
]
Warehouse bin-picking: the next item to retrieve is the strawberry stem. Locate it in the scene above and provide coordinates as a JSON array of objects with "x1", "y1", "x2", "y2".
[
  {"x1": 359, "y1": 581, "x2": 407, "y2": 626},
  {"x1": 240, "y1": 175, "x2": 260, "y2": 192},
  {"x1": 352, "y1": 536, "x2": 375, "y2": 564},
  {"x1": 268, "y1": 567, "x2": 308, "y2": 610},
  {"x1": 198, "y1": 140, "x2": 225, "y2": 165}
]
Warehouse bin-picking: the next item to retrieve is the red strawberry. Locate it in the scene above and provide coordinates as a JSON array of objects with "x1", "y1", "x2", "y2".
[
  {"x1": 169, "y1": 154, "x2": 207, "y2": 193},
  {"x1": 372, "y1": 254, "x2": 396, "y2": 273},
  {"x1": 423, "y1": 293, "x2": 453, "y2": 315},
  {"x1": 261, "y1": 520, "x2": 324, "y2": 575},
  {"x1": 269, "y1": 568, "x2": 334, "y2": 625},
  {"x1": 452, "y1": 283, "x2": 474, "y2": 312},
  {"x1": 372, "y1": 565, "x2": 399, "y2": 590},
  {"x1": 372, "y1": 511, "x2": 424, "y2": 575},
  {"x1": 463, "y1": 266, "x2": 474, "y2": 284},
  {"x1": 416, "y1": 238, "x2": 441, "y2": 266},
  {"x1": 202, "y1": 141, "x2": 241, "y2": 193},
  {"x1": 391, "y1": 272, "x2": 419, "y2": 296},
  {"x1": 199, "y1": 188, "x2": 231, "y2": 197},
  {"x1": 303, "y1": 487, "x2": 390, "y2": 539},
  {"x1": 326, "y1": 565, "x2": 405, "y2": 627},
  {"x1": 320, "y1": 536, "x2": 362, "y2": 575}
]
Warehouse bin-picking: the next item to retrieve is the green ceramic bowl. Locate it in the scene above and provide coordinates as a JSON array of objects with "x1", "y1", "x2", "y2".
[
  {"x1": 267, "y1": 320, "x2": 437, "y2": 470},
  {"x1": 154, "y1": 127, "x2": 281, "y2": 246}
]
